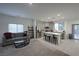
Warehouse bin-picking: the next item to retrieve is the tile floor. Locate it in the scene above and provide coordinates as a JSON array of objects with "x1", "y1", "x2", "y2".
[
  {"x1": 0, "y1": 39, "x2": 68, "y2": 56},
  {"x1": 38, "y1": 38, "x2": 79, "y2": 56}
]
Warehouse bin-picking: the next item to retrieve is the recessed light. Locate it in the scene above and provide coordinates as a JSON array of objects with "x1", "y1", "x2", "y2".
[
  {"x1": 57, "y1": 14, "x2": 61, "y2": 16},
  {"x1": 29, "y1": 3, "x2": 32, "y2": 5},
  {"x1": 48, "y1": 17, "x2": 51, "y2": 19}
]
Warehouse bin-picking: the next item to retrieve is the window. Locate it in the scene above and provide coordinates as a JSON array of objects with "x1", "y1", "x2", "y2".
[
  {"x1": 8, "y1": 24, "x2": 24, "y2": 33},
  {"x1": 55, "y1": 22, "x2": 64, "y2": 31},
  {"x1": 58, "y1": 22, "x2": 64, "y2": 31},
  {"x1": 72, "y1": 24, "x2": 79, "y2": 39},
  {"x1": 55, "y1": 23, "x2": 59, "y2": 31}
]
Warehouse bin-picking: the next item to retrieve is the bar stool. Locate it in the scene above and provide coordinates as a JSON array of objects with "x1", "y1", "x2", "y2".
[
  {"x1": 46, "y1": 34, "x2": 51, "y2": 42},
  {"x1": 53, "y1": 35, "x2": 58, "y2": 45},
  {"x1": 49, "y1": 35, "x2": 53, "y2": 43},
  {"x1": 44, "y1": 34, "x2": 46, "y2": 40}
]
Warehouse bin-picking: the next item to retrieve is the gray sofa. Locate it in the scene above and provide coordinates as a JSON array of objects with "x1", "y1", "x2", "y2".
[{"x1": 2, "y1": 32, "x2": 30, "y2": 47}]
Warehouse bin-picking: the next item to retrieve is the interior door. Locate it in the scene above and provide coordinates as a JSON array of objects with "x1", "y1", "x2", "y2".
[{"x1": 72, "y1": 24, "x2": 79, "y2": 39}]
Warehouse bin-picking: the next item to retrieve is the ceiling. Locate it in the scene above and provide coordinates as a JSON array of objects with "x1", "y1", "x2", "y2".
[{"x1": 0, "y1": 3, "x2": 79, "y2": 21}]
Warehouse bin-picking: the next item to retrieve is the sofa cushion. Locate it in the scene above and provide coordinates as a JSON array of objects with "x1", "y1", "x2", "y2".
[{"x1": 12, "y1": 33, "x2": 24, "y2": 38}]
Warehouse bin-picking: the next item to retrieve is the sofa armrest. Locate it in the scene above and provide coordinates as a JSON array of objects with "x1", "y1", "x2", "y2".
[{"x1": 2, "y1": 37, "x2": 13, "y2": 47}]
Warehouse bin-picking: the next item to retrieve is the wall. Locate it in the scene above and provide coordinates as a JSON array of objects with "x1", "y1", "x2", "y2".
[
  {"x1": 36, "y1": 21, "x2": 45, "y2": 31},
  {"x1": 0, "y1": 13, "x2": 33, "y2": 43},
  {"x1": 37, "y1": 20, "x2": 54, "y2": 31},
  {"x1": 65, "y1": 19, "x2": 79, "y2": 34},
  {"x1": 60, "y1": 19, "x2": 79, "y2": 39}
]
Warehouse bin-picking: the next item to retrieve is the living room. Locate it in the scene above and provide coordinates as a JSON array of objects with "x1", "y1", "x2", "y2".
[{"x1": 0, "y1": 3, "x2": 79, "y2": 56}]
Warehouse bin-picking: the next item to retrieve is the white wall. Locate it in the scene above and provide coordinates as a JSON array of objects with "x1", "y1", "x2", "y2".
[
  {"x1": 65, "y1": 19, "x2": 79, "y2": 34},
  {"x1": 61, "y1": 19, "x2": 79, "y2": 39},
  {"x1": 37, "y1": 20, "x2": 54, "y2": 31},
  {"x1": 36, "y1": 21, "x2": 45, "y2": 31},
  {"x1": 0, "y1": 13, "x2": 33, "y2": 43}
]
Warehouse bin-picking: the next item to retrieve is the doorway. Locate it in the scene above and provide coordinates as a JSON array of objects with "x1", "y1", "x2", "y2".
[{"x1": 72, "y1": 24, "x2": 79, "y2": 39}]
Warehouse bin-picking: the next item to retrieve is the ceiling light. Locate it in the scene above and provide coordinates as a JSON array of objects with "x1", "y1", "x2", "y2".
[
  {"x1": 48, "y1": 17, "x2": 51, "y2": 19},
  {"x1": 57, "y1": 14, "x2": 61, "y2": 16},
  {"x1": 29, "y1": 3, "x2": 32, "y2": 5}
]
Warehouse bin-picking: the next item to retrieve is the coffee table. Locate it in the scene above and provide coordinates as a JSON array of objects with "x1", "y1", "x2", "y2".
[{"x1": 14, "y1": 40, "x2": 27, "y2": 48}]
